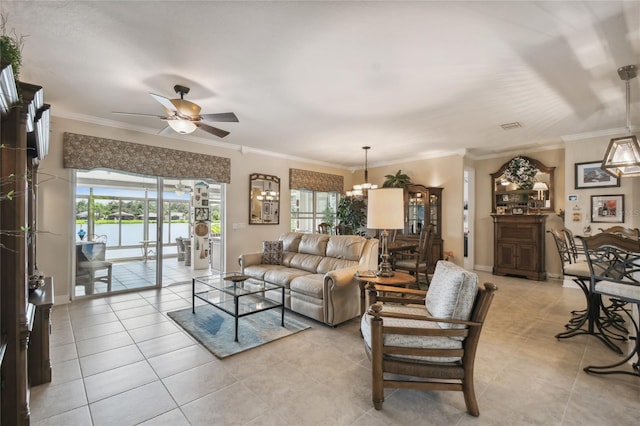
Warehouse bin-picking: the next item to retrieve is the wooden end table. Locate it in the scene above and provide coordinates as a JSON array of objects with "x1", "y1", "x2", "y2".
[{"x1": 355, "y1": 271, "x2": 415, "y2": 315}]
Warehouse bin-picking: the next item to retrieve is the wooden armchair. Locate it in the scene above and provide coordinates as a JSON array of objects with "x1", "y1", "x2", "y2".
[{"x1": 361, "y1": 261, "x2": 497, "y2": 416}]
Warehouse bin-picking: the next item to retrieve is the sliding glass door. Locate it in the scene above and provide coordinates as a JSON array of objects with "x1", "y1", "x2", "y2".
[{"x1": 73, "y1": 170, "x2": 224, "y2": 298}]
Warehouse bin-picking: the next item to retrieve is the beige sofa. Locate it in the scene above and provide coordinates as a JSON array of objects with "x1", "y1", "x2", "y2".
[{"x1": 238, "y1": 232, "x2": 379, "y2": 326}]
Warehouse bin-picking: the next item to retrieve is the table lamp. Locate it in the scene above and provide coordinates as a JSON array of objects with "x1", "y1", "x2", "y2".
[
  {"x1": 367, "y1": 188, "x2": 405, "y2": 277},
  {"x1": 533, "y1": 182, "x2": 548, "y2": 210}
]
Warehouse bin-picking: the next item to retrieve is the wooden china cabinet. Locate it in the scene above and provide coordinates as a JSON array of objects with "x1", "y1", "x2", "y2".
[
  {"x1": 490, "y1": 157, "x2": 554, "y2": 281},
  {"x1": 0, "y1": 63, "x2": 51, "y2": 425},
  {"x1": 394, "y1": 184, "x2": 444, "y2": 273}
]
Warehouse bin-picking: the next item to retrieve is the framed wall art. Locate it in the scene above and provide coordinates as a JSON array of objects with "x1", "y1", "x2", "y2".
[
  {"x1": 590, "y1": 194, "x2": 624, "y2": 223},
  {"x1": 575, "y1": 161, "x2": 620, "y2": 189}
]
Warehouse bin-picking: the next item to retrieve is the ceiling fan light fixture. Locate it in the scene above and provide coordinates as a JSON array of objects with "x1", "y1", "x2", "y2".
[
  {"x1": 168, "y1": 119, "x2": 198, "y2": 134},
  {"x1": 602, "y1": 64, "x2": 640, "y2": 178}
]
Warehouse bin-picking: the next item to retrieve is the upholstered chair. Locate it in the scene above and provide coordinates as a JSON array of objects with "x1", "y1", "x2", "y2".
[{"x1": 361, "y1": 261, "x2": 497, "y2": 416}]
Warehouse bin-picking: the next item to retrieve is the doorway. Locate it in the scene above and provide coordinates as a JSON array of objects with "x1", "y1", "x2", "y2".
[{"x1": 463, "y1": 167, "x2": 474, "y2": 270}]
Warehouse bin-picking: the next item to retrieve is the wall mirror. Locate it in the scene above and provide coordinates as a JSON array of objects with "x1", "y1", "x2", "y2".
[
  {"x1": 491, "y1": 157, "x2": 555, "y2": 214},
  {"x1": 249, "y1": 173, "x2": 280, "y2": 225}
]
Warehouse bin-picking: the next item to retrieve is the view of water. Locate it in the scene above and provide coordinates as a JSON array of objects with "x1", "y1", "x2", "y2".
[{"x1": 75, "y1": 223, "x2": 189, "y2": 247}]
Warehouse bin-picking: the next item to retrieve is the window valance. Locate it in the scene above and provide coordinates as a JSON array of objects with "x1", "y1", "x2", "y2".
[
  {"x1": 63, "y1": 132, "x2": 230, "y2": 183},
  {"x1": 289, "y1": 168, "x2": 344, "y2": 193}
]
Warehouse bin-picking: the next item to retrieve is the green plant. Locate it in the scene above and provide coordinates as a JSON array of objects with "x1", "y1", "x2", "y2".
[
  {"x1": 336, "y1": 197, "x2": 366, "y2": 235},
  {"x1": 0, "y1": 14, "x2": 26, "y2": 80},
  {"x1": 383, "y1": 170, "x2": 411, "y2": 188}
]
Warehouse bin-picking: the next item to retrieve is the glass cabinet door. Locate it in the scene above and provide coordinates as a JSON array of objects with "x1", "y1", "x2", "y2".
[{"x1": 429, "y1": 192, "x2": 440, "y2": 236}]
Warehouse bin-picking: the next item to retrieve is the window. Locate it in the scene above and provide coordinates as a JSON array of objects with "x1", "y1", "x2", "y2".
[{"x1": 291, "y1": 189, "x2": 339, "y2": 232}]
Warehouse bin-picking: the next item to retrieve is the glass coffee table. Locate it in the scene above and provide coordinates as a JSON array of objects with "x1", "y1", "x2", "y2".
[{"x1": 192, "y1": 272, "x2": 285, "y2": 342}]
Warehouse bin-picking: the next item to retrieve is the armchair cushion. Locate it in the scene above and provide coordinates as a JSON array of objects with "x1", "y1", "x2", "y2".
[
  {"x1": 425, "y1": 261, "x2": 478, "y2": 330},
  {"x1": 360, "y1": 303, "x2": 464, "y2": 362}
]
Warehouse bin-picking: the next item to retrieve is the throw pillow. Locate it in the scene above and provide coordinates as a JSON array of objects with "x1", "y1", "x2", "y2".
[
  {"x1": 262, "y1": 240, "x2": 283, "y2": 265},
  {"x1": 425, "y1": 261, "x2": 478, "y2": 331}
]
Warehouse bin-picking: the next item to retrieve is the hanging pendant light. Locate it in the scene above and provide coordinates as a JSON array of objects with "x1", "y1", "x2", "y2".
[
  {"x1": 346, "y1": 146, "x2": 378, "y2": 197},
  {"x1": 602, "y1": 64, "x2": 640, "y2": 178}
]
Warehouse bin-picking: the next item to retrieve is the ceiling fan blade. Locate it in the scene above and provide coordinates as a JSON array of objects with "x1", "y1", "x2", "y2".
[
  {"x1": 199, "y1": 112, "x2": 239, "y2": 123},
  {"x1": 112, "y1": 111, "x2": 167, "y2": 118},
  {"x1": 195, "y1": 122, "x2": 230, "y2": 138},
  {"x1": 149, "y1": 93, "x2": 177, "y2": 113},
  {"x1": 158, "y1": 125, "x2": 173, "y2": 136}
]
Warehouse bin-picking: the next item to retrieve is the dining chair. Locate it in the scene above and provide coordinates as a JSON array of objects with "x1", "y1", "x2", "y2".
[
  {"x1": 579, "y1": 232, "x2": 640, "y2": 377},
  {"x1": 548, "y1": 228, "x2": 593, "y2": 340},
  {"x1": 361, "y1": 261, "x2": 497, "y2": 416},
  {"x1": 317, "y1": 222, "x2": 332, "y2": 234},
  {"x1": 335, "y1": 223, "x2": 353, "y2": 235},
  {"x1": 393, "y1": 224, "x2": 434, "y2": 288}
]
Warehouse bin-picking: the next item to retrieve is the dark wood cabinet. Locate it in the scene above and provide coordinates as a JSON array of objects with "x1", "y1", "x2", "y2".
[
  {"x1": 1, "y1": 63, "x2": 50, "y2": 425},
  {"x1": 28, "y1": 278, "x2": 53, "y2": 386},
  {"x1": 395, "y1": 184, "x2": 444, "y2": 272},
  {"x1": 492, "y1": 214, "x2": 546, "y2": 281}
]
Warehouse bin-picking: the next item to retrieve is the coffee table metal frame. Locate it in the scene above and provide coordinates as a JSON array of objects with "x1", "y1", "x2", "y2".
[{"x1": 192, "y1": 273, "x2": 285, "y2": 342}]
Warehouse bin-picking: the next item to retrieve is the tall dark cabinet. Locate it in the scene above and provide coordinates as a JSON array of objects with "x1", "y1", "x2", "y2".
[
  {"x1": 1, "y1": 63, "x2": 51, "y2": 425},
  {"x1": 395, "y1": 184, "x2": 444, "y2": 272},
  {"x1": 492, "y1": 214, "x2": 547, "y2": 281}
]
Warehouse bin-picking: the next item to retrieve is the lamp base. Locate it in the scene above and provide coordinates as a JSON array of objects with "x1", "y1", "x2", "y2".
[{"x1": 377, "y1": 260, "x2": 394, "y2": 277}]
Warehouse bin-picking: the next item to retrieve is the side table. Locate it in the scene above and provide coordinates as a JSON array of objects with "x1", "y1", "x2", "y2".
[{"x1": 355, "y1": 271, "x2": 415, "y2": 315}]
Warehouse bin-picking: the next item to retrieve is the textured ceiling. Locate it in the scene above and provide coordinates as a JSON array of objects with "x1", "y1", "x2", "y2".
[{"x1": 5, "y1": 1, "x2": 640, "y2": 168}]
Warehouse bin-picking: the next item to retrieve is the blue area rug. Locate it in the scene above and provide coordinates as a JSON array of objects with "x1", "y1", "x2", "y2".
[{"x1": 167, "y1": 304, "x2": 311, "y2": 359}]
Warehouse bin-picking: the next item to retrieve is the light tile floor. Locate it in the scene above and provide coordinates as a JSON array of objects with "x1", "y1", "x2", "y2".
[{"x1": 32, "y1": 271, "x2": 640, "y2": 425}]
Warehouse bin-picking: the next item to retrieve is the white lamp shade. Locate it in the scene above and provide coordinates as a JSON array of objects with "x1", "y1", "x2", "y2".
[
  {"x1": 168, "y1": 119, "x2": 198, "y2": 134},
  {"x1": 532, "y1": 182, "x2": 548, "y2": 191},
  {"x1": 367, "y1": 188, "x2": 405, "y2": 229}
]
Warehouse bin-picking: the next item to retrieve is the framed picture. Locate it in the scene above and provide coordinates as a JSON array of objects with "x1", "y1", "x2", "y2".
[
  {"x1": 575, "y1": 161, "x2": 620, "y2": 189},
  {"x1": 591, "y1": 195, "x2": 624, "y2": 223}
]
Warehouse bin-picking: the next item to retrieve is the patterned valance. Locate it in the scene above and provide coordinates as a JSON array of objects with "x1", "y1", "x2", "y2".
[
  {"x1": 63, "y1": 132, "x2": 230, "y2": 183},
  {"x1": 289, "y1": 168, "x2": 344, "y2": 192}
]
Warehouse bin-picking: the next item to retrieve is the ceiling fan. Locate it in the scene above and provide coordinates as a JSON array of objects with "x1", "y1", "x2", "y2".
[{"x1": 113, "y1": 85, "x2": 238, "y2": 138}]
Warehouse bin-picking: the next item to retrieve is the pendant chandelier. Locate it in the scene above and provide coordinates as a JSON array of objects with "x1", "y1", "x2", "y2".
[
  {"x1": 601, "y1": 64, "x2": 640, "y2": 178},
  {"x1": 346, "y1": 146, "x2": 378, "y2": 197}
]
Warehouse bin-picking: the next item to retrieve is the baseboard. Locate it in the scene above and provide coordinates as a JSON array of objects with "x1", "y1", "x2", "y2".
[
  {"x1": 55, "y1": 294, "x2": 71, "y2": 304},
  {"x1": 474, "y1": 264, "x2": 492, "y2": 273}
]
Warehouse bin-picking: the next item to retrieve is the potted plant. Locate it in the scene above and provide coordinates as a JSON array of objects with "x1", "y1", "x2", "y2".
[
  {"x1": 0, "y1": 14, "x2": 25, "y2": 81},
  {"x1": 336, "y1": 197, "x2": 367, "y2": 236},
  {"x1": 383, "y1": 170, "x2": 411, "y2": 188}
]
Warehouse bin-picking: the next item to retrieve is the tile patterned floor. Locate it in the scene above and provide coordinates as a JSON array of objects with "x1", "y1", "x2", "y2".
[{"x1": 33, "y1": 271, "x2": 640, "y2": 425}]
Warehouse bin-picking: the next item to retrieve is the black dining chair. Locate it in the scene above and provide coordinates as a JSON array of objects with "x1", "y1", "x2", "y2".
[{"x1": 579, "y1": 232, "x2": 640, "y2": 377}]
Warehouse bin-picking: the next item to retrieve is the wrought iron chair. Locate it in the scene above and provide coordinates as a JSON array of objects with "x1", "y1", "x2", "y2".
[
  {"x1": 579, "y1": 232, "x2": 640, "y2": 377},
  {"x1": 393, "y1": 224, "x2": 434, "y2": 288},
  {"x1": 548, "y1": 228, "x2": 593, "y2": 340},
  {"x1": 361, "y1": 261, "x2": 497, "y2": 416}
]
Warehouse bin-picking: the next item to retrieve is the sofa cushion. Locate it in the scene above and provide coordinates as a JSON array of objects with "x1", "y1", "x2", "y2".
[
  {"x1": 262, "y1": 240, "x2": 283, "y2": 265},
  {"x1": 290, "y1": 274, "x2": 325, "y2": 299},
  {"x1": 426, "y1": 261, "x2": 478, "y2": 331},
  {"x1": 243, "y1": 264, "x2": 287, "y2": 281},
  {"x1": 361, "y1": 303, "x2": 463, "y2": 362},
  {"x1": 264, "y1": 268, "x2": 311, "y2": 288},
  {"x1": 299, "y1": 234, "x2": 330, "y2": 256},
  {"x1": 326, "y1": 236, "x2": 365, "y2": 260},
  {"x1": 317, "y1": 257, "x2": 359, "y2": 274},
  {"x1": 280, "y1": 232, "x2": 303, "y2": 253},
  {"x1": 288, "y1": 253, "x2": 325, "y2": 273}
]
